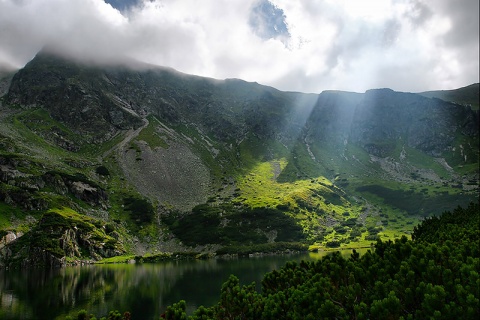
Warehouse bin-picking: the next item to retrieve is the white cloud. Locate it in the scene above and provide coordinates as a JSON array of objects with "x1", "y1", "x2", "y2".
[{"x1": 0, "y1": 0, "x2": 478, "y2": 93}]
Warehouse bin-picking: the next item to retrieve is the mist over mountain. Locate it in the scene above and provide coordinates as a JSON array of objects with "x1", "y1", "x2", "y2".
[{"x1": 0, "y1": 51, "x2": 478, "y2": 267}]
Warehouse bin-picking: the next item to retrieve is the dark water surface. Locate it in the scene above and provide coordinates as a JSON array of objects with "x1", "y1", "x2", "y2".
[{"x1": 0, "y1": 250, "x2": 365, "y2": 320}]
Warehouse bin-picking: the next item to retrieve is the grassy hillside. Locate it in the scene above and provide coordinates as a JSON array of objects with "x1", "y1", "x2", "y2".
[
  {"x1": 0, "y1": 52, "x2": 478, "y2": 266},
  {"x1": 419, "y1": 83, "x2": 479, "y2": 110}
]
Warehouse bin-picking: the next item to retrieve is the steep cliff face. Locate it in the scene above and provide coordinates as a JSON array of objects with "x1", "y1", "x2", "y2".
[
  {"x1": 350, "y1": 89, "x2": 478, "y2": 159},
  {"x1": 301, "y1": 89, "x2": 478, "y2": 159}
]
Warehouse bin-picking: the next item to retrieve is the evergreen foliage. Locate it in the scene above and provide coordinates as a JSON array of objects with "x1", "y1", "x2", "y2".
[
  {"x1": 162, "y1": 204, "x2": 304, "y2": 246},
  {"x1": 66, "y1": 309, "x2": 131, "y2": 320},
  {"x1": 123, "y1": 196, "x2": 155, "y2": 225},
  {"x1": 162, "y1": 203, "x2": 479, "y2": 319},
  {"x1": 95, "y1": 165, "x2": 110, "y2": 176}
]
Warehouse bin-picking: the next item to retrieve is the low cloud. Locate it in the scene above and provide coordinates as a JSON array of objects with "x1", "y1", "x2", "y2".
[{"x1": 0, "y1": 0, "x2": 478, "y2": 93}]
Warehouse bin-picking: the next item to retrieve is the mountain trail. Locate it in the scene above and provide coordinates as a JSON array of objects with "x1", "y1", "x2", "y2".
[{"x1": 102, "y1": 118, "x2": 149, "y2": 160}]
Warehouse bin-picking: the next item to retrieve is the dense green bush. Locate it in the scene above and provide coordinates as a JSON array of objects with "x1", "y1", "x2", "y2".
[
  {"x1": 216, "y1": 242, "x2": 308, "y2": 256},
  {"x1": 65, "y1": 309, "x2": 131, "y2": 320},
  {"x1": 95, "y1": 165, "x2": 110, "y2": 176},
  {"x1": 162, "y1": 204, "x2": 304, "y2": 246},
  {"x1": 163, "y1": 202, "x2": 479, "y2": 319},
  {"x1": 341, "y1": 217, "x2": 358, "y2": 227},
  {"x1": 325, "y1": 240, "x2": 341, "y2": 248},
  {"x1": 124, "y1": 196, "x2": 154, "y2": 225}
]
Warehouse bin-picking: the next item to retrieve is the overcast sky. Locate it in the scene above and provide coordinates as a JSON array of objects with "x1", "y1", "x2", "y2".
[{"x1": 0, "y1": 0, "x2": 478, "y2": 93}]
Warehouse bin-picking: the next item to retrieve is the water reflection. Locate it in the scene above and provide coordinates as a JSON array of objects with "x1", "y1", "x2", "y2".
[{"x1": 0, "y1": 249, "x2": 367, "y2": 320}]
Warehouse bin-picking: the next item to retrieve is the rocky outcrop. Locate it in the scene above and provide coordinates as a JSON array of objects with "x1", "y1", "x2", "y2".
[
  {"x1": 5, "y1": 53, "x2": 144, "y2": 146},
  {"x1": 65, "y1": 180, "x2": 108, "y2": 208},
  {"x1": 0, "y1": 209, "x2": 125, "y2": 268},
  {"x1": 0, "y1": 156, "x2": 108, "y2": 210},
  {"x1": 20, "y1": 247, "x2": 67, "y2": 268},
  {"x1": 0, "y1": 231, "x2": 23, "y2": 249}
]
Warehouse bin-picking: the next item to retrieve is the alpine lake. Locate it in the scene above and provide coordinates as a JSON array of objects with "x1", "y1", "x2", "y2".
[{"x1": 0, "y1": 249, "x2": 369, "y2": 320}]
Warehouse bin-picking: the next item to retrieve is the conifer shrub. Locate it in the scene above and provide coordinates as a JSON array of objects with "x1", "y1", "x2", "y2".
[
  {"x1": 123, "y1": 196, "x2": 154, "y2": 225},
  {"x1": 162, "y1": 204, "x2": 304, "y2": 246},
  {"x1": 161, "y1": 202, "x2": 480, "y2": 319},
  {"x1": 95, "y1": 166, "x2": 110, "y2": 176}
]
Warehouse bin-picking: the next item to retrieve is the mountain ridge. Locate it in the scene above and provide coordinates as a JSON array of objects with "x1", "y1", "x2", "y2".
[
  {"x1": 419, "y1": 83, "x2": 480, "y2": 110},
  {"x1": 0, "y1": 51, "x2": 478, "y2": 267}
]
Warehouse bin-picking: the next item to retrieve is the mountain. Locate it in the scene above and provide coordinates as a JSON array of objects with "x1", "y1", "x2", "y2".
[
  {"x1": 0, "y1": 51, "x2": 478, "y2": 267},
  {"x1": 419, "y1": 83, "x2": 480, "y2": 110}
]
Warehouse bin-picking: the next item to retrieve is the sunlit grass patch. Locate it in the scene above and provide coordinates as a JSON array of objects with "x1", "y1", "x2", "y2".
[
  {"x1": 237, "y1": 158, "x2": 339, "y2": 209},
  {"x1": 378, "y1": 229, "x2": 409, "y2": 241},
  {"x1": 234, "y1": 157, "x2": 419, "y2": 245},
  {"x1": 235, "y1": 158, "x2": 371, "y2": 242},
  {"x1": 95, "y1": 255, "x2": 136, "y2": 264}
]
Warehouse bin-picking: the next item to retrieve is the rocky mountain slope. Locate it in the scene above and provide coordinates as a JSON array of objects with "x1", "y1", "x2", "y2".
[
  {"x1": 0, "y1": 51, "x2": 478, "y2": 266},
  {"x1": 420, "y1": 83, "x2": 480, "y2": 110}
]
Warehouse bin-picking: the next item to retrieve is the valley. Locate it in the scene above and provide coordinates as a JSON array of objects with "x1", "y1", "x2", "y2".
[{"x1": 0, "y1": 51, "x2": 478, "y2": 267}]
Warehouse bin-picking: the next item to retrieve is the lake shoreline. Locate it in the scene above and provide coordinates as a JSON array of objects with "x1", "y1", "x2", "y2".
[
  {"x1": 94, "y1": 243, "x2": 373, "y2": 266},
  {"x1": 1, "y1": 242, "x2": 374, "y2": 269}
]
